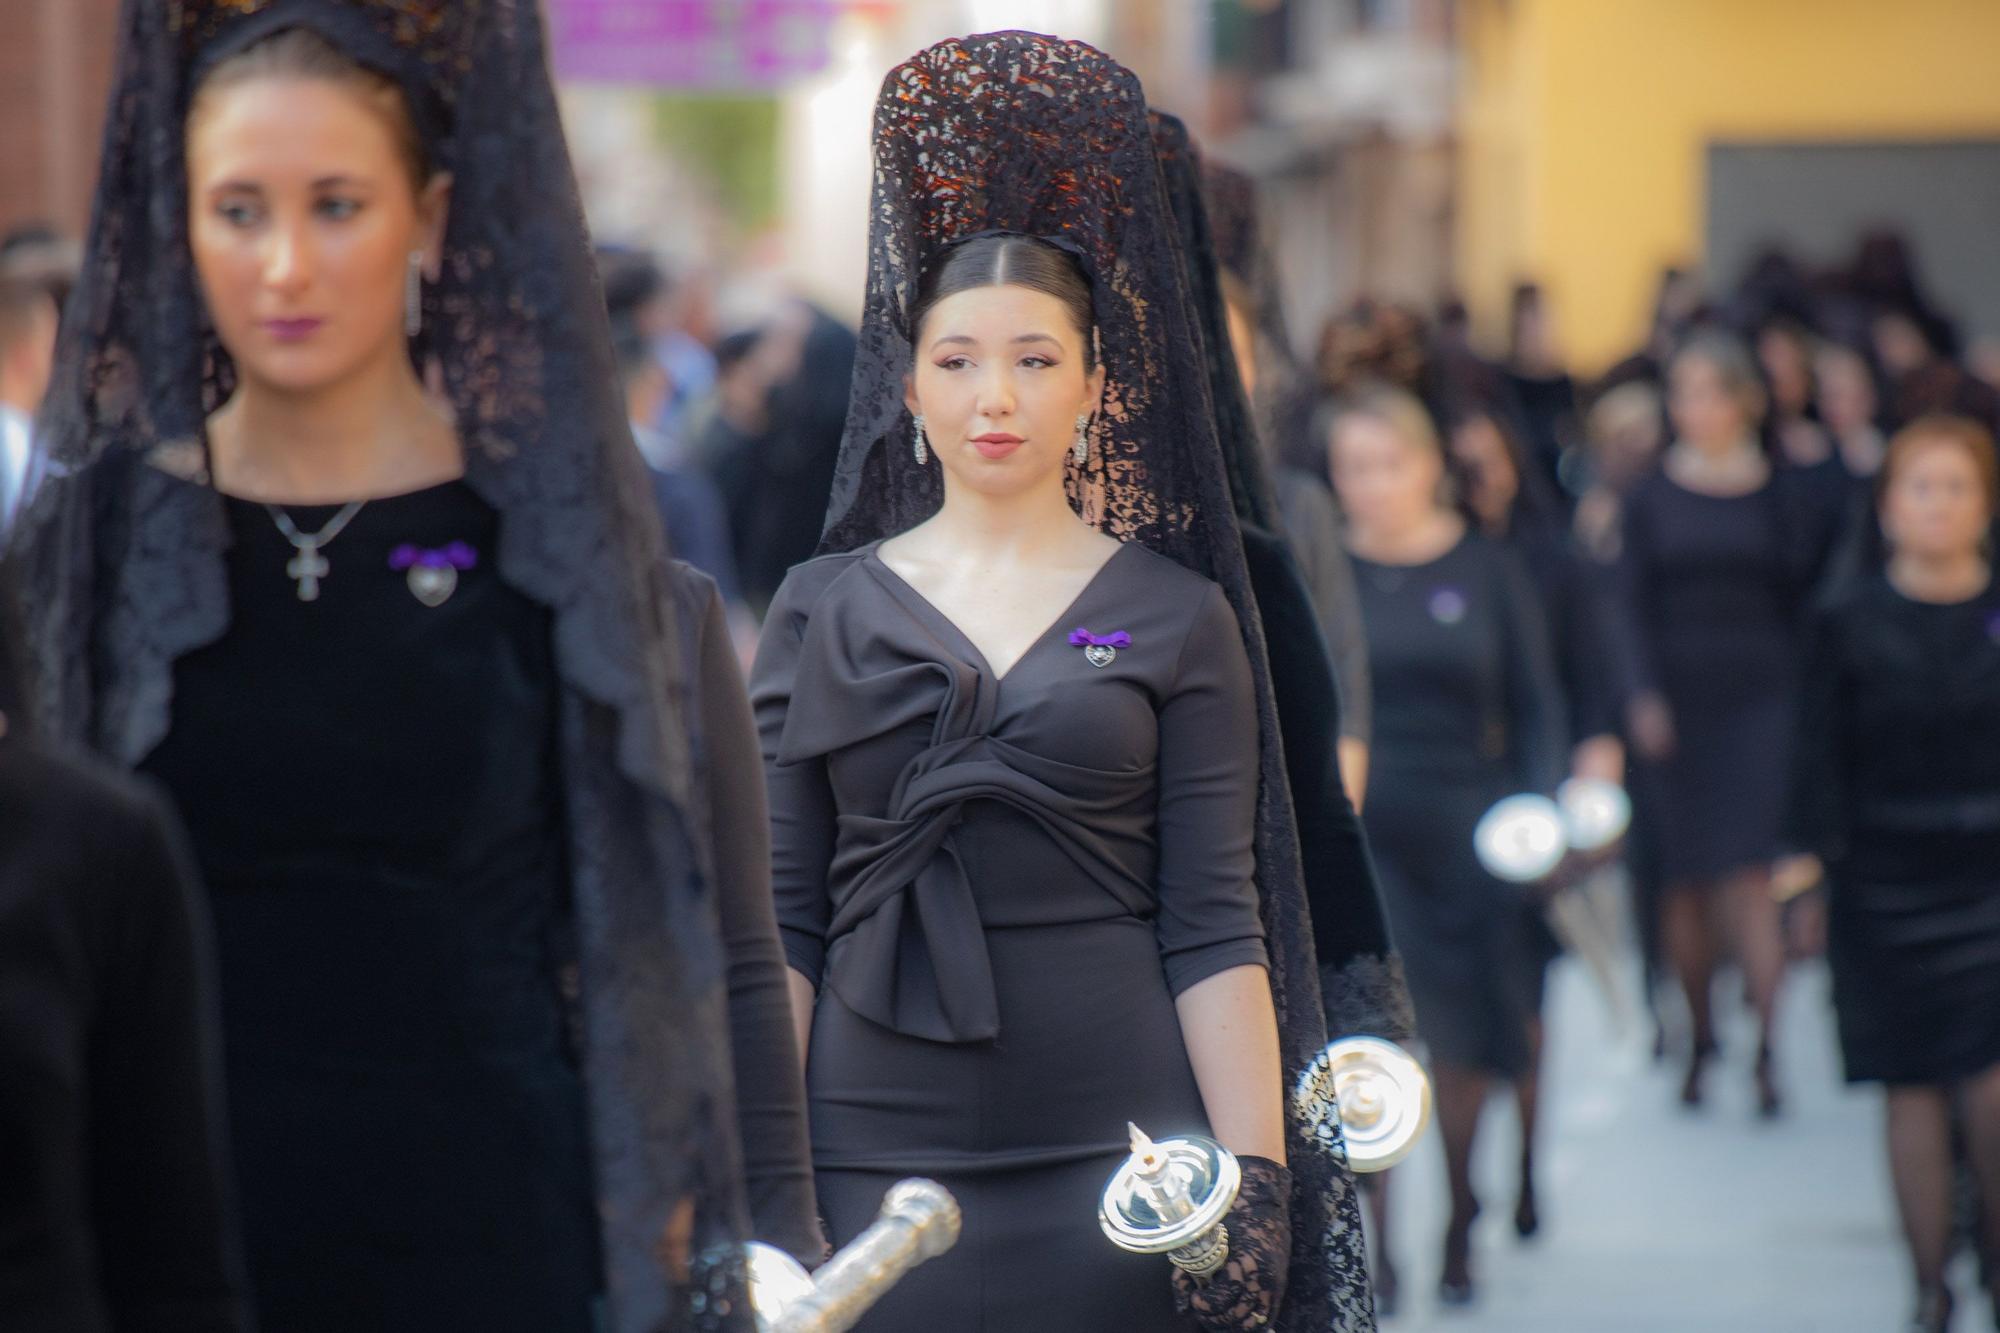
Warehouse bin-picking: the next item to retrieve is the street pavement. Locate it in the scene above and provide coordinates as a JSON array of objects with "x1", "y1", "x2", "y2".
[{"x1": 1370, "y1": 952, "x2": 1928, "y2": 1332}]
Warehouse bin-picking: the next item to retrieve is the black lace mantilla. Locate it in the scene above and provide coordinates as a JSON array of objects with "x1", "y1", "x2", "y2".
[
  {"x1": 22, "y1": 2, "x2": 760, "y2": 1328},
  {"x1": 821, "y1": 32, "x2": 1373, "y2": 1330}
]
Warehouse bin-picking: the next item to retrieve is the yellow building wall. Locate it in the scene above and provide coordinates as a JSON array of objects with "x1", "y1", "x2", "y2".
[{"x1": 1456, "y1": 0, "x2": 2000, "y2": 374}]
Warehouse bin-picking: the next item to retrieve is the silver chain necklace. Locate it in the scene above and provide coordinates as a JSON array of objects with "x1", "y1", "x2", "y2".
[{"x1": 266, "y1": 501, "x2": 366, "y2": 602}]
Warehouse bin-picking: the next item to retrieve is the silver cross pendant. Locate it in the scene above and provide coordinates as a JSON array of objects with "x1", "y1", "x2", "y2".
[{"x1": 287, "y1": 542, "x2": 331, "y2": 601}]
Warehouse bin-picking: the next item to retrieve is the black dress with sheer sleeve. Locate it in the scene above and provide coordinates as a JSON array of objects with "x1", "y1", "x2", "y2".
[{"x1": 751, "y1": 540, "x2": 1269, "y2": 1333}]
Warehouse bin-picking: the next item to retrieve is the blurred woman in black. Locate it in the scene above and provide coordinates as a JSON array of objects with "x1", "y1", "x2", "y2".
[
  {"x1": 1330, "y1": 384, "x2": 1566, "y2": 1307},
  {"x1": 1611, "y1": 332, "x2": 1827, "y2": 1116},
  {"x1": 1446, "y1": 396, "x2": 1625, "y2": 1238},
  {"x1": 1790, "y1": 417, "x2": 2000, "y2": 1333}
]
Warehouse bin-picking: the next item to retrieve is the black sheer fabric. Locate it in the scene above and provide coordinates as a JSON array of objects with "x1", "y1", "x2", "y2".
[
  {"x1": 820, "y1": 32, "x2": 1372, "y2": 1330},
  {"x1": 20, "y1": 3, "x2": 763, "y2": 1328},
  {"x1": 1151, "y1": 113, "x2": 1411, "y2": 1046},
  {"x1": 1202, "y1": 160, "x2": 1314, "y2": 477}
]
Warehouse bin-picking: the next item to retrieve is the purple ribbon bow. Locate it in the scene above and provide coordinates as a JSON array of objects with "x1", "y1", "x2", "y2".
[
  {"x1": 389, "y1": 541, "x2": 479, "y2": 572},
  {"x1": 1067, "y1": 627, "x2": 1132, "y2": 650}
]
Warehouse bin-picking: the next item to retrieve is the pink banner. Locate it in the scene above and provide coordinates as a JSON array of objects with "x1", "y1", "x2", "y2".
[{"x1": 548, "y1": 0, "x2": 837, "y2": 89}]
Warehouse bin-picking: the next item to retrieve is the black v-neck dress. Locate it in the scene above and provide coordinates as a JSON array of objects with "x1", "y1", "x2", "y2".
[
  {"x1": 751, "y1": 541, "x2": 1270, "y2": 1332},
  {"x1": 141, "y1": 482, "x2": 599, "y2": 1332}
]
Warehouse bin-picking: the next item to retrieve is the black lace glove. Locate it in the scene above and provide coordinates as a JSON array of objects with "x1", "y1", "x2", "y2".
[{"x1": 1171, "y1": 1155, "x2": 1293, "y2": 1331}]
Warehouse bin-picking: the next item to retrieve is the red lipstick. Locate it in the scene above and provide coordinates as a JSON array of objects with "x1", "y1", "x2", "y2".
[{"x1": 971, "y1": 431, "x2": 1023, "y2": 460}]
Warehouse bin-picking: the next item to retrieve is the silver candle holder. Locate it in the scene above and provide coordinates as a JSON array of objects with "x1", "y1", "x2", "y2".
[
  {"x1": 1099, "y1": 1124, "x2": 1242, "y2": 1280},
  {"x1": 742, "y1": 1179, "x2": 961, "y2": 1333},
  {"x1": 1294, "y1": 1037, "x2": 1433, "y2": 1173}
]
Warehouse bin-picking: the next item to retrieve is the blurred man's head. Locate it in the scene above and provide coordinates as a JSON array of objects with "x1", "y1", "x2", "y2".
[
  {"x1": 0, "y1": 276, "x2": 58, "y2": 417},
  {"x1": 609, "y1": 314, "x2": 669, "y2": 431}
]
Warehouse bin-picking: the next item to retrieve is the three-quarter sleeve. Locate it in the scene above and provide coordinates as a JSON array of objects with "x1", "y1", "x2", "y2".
[
  {"x1": 1153, "y1": 582, "x2": 1270, "y2": 995},
  {"x1": 691, "y1": 576, "x2": 822, "y2": 1263},
  {"x1": 1495, "y1": 551, "x2": 1570, "y2": 794},
  {"x1": 90, "y1": 780, "x2": 250, "y2": 1333},
  {"x1": 748, "y1": 570, "x2": 838, "y2": 989}
]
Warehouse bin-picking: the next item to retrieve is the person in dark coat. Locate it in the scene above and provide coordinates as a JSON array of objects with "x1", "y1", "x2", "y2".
[{"x1": 0, "y1": 560, "x2": 250, "y2": 1333}]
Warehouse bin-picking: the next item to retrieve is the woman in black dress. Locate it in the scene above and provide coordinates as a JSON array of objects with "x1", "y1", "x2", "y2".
[
  {"x1": 1790, "y1": 416, "x2": 2000, "y2": 1333},
  {"x1": 1612, "y1": 331, "x2": 1825, "y2": 1116},
  {"x1": 1329, "y1": 384, "x2": 1567, "y2": 1307},
  {"x1": 1445, "y1": 397, "x2": 1623, "y2": 1240},
  {"x1": 20, "y1": 6, "x2": 816, "y2": 1330},
  {"x1": 753, "y1": 33, "x2": 1373, "y2": 1333}
]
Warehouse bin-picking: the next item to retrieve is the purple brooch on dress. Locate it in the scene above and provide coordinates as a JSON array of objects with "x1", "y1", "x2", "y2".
[
  {"x1": 1428, "y1": 585, "x2": 1468, "y2": 626},
  {"x1": 390, "y1": 541, "x2": 478, "y2": 607},
  {"x1": 1068, "y1": 627, "x2": 1131, "y2": 668}
]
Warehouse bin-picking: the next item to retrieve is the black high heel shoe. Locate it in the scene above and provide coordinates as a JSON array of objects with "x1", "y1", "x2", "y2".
[
  {"x1": 1680, "y1": 1047, "x2": 1711, "y2": 1109},
  {"x1": 1906, "y1": 1283, "x2": 1951, "y2": 1333},
  {"x1": 1439, "y1": 1204, "x2": 1479, "y2": 1307},
  {"x1": 1755, "y1": 1044, "x2": 1783, "y2": 1120},
  {"x1": 1372, "y1": 1254, "x2": 1400, "y2": 1320},
  {"x1": 1514, "y1": 1174, "x2": 1540, "y2": 1240}
]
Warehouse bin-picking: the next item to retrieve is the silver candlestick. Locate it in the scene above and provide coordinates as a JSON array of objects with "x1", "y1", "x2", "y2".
[
  {"x1": 745, "y1": 1179, "x2": 961, "y2": 1333},
  {"x1": 1294, "y1": 1037, "x2": 1433, "y2": 1173},
  {"x1": 1099, "y1": 1123, "x2": 1241, "y2": 1280}
]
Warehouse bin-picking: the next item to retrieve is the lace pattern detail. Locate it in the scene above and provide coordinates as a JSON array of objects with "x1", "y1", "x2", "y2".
[
  {"x1": 821, "y1": 31, "x2": 1372, "y2": 1330},
  {"x1": 1320, "y1": 953, "x2": 1418, "y2": 1046},
  {"x1": 1173, "y1": 1156, "x2": 1292, "y2": 1330}
]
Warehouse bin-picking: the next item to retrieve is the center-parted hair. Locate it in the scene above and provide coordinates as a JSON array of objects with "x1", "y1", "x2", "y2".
[{"x1": 909, "y1": 235, "x2": 1096, "y2": 372}]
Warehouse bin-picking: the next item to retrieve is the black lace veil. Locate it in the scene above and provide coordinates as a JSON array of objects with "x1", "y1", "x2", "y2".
[
  {"x1": 21, "y1": 2, "x2": 761, "y2": 1327},
  {"x1": 821, "y1": 32, "x2": 1373, "y2": 1329},
  {"x1": 1204, "y1": 158, "x2": 1323, "y2": 477},
  {"x1": 1153, "y1": 114, "x2": 1412, "y2": 1048}
]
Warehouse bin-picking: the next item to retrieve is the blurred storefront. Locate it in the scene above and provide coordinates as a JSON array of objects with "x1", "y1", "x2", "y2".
[{"x1": 1455, "y1": 0, "x2": 2000, "y2": 371}]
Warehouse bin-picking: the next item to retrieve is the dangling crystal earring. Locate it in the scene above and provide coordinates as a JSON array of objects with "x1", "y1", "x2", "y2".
[
  {"x1": 912, "y1": 414, "x2": 930, "y2": 465},
  {"x1": 1072, "y1": 413, "x2": 1091, "y2": 465},
  {"x1": 405, "y1": 252, "x2": 424, "y2": 338}
]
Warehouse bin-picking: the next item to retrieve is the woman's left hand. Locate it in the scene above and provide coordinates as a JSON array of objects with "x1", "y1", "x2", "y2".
[{"x1": 1171, "y1": 1155, "x2": 1293, "y2": 1330}]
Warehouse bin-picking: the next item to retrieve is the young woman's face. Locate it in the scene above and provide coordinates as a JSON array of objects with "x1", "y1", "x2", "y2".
[
  {"x1": 1882, "y1": 439, "x2": 1992, "y2": 563},
  {"x1": 1330, "y1": 410, "x2": 1444, "y2": 535},
  {"x1": 1669, "y1": 354, "x2": 1753, "y2": 454},
  {"x1": 1449, "y1": 414, "x2": 1520, "y2": 527},
  {"x1": 904, "y1": 283, "x2": 1103, "y2": 500},
  {"x1": 187, "y1": 76, "x2": 447, "y2": 396}
]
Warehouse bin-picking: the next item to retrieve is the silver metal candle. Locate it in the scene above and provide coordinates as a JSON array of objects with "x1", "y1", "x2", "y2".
[{"x1": 1099, "y1": 1123, "x2": 1242, "y2": 1279}]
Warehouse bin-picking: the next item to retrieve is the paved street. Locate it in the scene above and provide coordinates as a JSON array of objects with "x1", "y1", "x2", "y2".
[{"x1": 1373, "y1": 950, "x2": 1924, "y2": 1332}]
